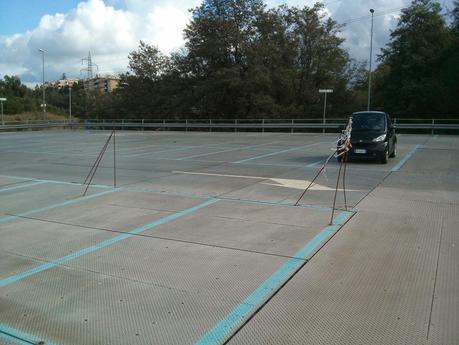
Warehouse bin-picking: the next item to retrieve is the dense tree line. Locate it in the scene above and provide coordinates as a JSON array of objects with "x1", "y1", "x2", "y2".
[{"x1": 1, "y1": 0, "x2": 458, "y2": 119}]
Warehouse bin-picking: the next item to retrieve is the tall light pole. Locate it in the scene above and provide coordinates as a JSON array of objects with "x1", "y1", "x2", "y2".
[
  {"x1": 367, "y1": 9, "x2": 375, "y2": 111},
  {"x1": 38, "y1": 49, "x2": 47, "y2": 119},
  {"x1": 0, "y1": 97, "x2": 6, "y2": 126},
  {"x1": 319, "y1": 89, "x2": 333, "y2": 134},
  {"x1": 67, "y1": 82, "x2": 72, "y2": 124}
]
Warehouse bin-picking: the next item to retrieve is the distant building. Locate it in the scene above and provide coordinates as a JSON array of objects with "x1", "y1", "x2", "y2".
[
  {"x1": 54, "y1": 78, "x2": 79, "y2": 89},
  {"x1": 86, "y1": 75, "x2": 120, "y2": 93}
]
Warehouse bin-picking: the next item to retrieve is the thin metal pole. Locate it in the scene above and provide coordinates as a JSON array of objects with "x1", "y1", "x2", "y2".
[
  {"x1": 367, "y1": 9, "x2": 375, "y2": 111},
  {"x1": 1, "y1": 101, "x2": 3, "y2": 126},
  {"x1": 295, "y1": 150, "x2": 337, "y2": 206},
  {"x1": 69, "y1": 86, "x2": 72, "y2": 124},
  {"x1": 83, "y1": 131, "x2": 114, "y2": 185},
  {"x1": 342, "y1": 152, "x2": 348, "y2": 210},
  {"x1": 113, "y1": 129, "x2": 116, "y2": 188},
  {"x1": 330, "y1": 156, "x2": 344, "y2": 225},
  {"x1": 42, "y1": 51, "x2": 46, "y2": 118},
  {"x1": 83, "y1": 140, "x2": 110, "y2": 196},
  {"x1": 323, "y1": 92, "x2": 327, "y2": 134}
]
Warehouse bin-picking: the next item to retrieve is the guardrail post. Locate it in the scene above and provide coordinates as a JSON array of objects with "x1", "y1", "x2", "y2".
[
  {"x1": 122, "y1": 119, "x2": 125, "y2": 131},
  {"x1": 432, "y1": 119, "x2": 435, "y2": 136},
  {"x1": 235, "y1": 119, "x2": 237, "y2": 133},
  {"x1": 209, "y1": 119, "x2": 212, "y2": 133},
  {"x1": 262, "y1": 119, "x2": 265, "y2": 133},
  {"x1": 186, "y1": 119, "x2": 188, "y2": 132},
  {"x1": 163, "y1": 119, "x2": 166, "y2": 131},
  {"x1": 291, "y1": 119, "x2": 294, "y2": 134},
  {"x1": 142, "y1": 119, "x2": 144, "y2": 131}
]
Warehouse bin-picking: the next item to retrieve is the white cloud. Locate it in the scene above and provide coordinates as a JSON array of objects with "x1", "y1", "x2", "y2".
[
  {"x1": 0, "y1": 0, "x2": 455, "y2": 84},
  {"x1": 0, "y1": 0, "x2": 199, "y2": 84}
]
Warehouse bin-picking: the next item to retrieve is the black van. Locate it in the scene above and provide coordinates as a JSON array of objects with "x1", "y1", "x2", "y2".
[{"x1": 339, "y1": 111, "x2": 397, "y2": 164}]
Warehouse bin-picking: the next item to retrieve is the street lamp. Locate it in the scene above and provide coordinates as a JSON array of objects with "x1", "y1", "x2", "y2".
[
  {"x1": 0, "y1": 97, "x2": 6, "y2": 126},
  {"x1": 38, "y1": 48, "x2": 46, "y2": 119},
  {"x1": 319, "y1": 89, "x2": 333, "y2": 134},
  {"x1": 67, "y1": 81, "x2": 72, "y2": 124},
  {"x1": 368, "y1": 9, "x2": 375, "y2": 111}
]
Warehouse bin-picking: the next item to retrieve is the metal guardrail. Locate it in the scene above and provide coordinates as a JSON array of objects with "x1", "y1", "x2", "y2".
[{"x1": 1, "y1": 118, "x2": 459, "y2": 133}]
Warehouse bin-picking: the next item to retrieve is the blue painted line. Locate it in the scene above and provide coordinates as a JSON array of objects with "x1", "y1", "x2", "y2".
[
  {"x1": 0, "y1": 189, "x2": 115, "y2": 225},
  {"x1": 0, "y1": 174, "x2": 112, "y2": 190},
  {"x1": 233, "y1": 142, "x2": 326, "y2": 164},
  {"x1": 195, "y1": 210, "x2": 354, "y2": 345},
  {"x1": 0, "y1": 181, "x2": 47, "y2": 193},
  {"x1": 0, "y1": 324, "x2": 57, "y2": 345},
  {"x1": 0, "y1": 198, "x2": 218, "y2": 288},
  {"x1": 219, "y1": 196, "x2": 333, "y2": 212},
  {"x1": 391, "y1": 144, "x2": 420, "y2": 172}
]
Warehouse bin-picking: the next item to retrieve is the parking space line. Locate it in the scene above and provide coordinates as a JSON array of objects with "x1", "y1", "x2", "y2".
[
  {"x1": 0, "y1": 198, "x2": 218, "y2": 288},
  {"x1": 176, "y1": 142, "x2": 277, "y2": 160},
  {"x1": 195, "y1": 210, "x2": 354, "y2": 345},
  {"x1": 391, "y1": 144, "x2": 421, "y2": 172},
  {"x1": 0, "y1": 174, "x2": 336, "y2": 212},
  {"x1": 0, "y1": 181, "x2": 47, "y2": 193},
  {"x1": 233, "y1": 142, "x2": 327, "y2": 164},
  {"x1": 0, "y1": 174, "x2": 112, "y2": 190},
  {"x1": 0, "y1": 324, "x2": 57, "y2": 345},
  {"x1": 0, "y1": 190, "x2": 115, "y2": 225}
]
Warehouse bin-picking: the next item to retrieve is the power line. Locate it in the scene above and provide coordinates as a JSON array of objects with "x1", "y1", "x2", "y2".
[
  {"x1": 340, "y1": 7, "x2": 405, "y2": 25},
  {"x1": 339, "y1": 5, "x2": 455, "y2": 26}
]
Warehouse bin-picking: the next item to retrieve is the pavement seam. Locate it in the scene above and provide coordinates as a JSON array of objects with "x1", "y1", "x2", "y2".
[{"x1": 4, "y1": 214, "x2": 311, "y2": 261}]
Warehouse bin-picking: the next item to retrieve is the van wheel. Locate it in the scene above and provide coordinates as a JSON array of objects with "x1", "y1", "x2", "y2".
[
  {"x1": 390, "y1": 143, "x2": 397, "y2": 158},
  {"x1": 381, "y1": 148, "x2": 389, "y2": 164}
]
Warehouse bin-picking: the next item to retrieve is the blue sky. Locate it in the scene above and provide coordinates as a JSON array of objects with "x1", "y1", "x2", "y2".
[
  {"x1": 0, "y1": 0, "x2": 456, "y2": 86},
  {"x1": 0, "y1": 1, "x2": 83, "y2": 35}
]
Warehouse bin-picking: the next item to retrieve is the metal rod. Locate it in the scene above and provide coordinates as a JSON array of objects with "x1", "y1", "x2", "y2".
[
  {"x1": 42, "y1": 51, "x2": 45, "y2": 117},
  {"x1": 294, "y1": 150, "x2": 337, "y2": 206},
  {"x1": 330, "y1": 154, "x2": 344, "y2": 225},
  {"x1": 83, "y1": 130, "x2": 114, "y2": 185},
  {"x1": 83, "y1": 134, "x2": 112, "y2": 196},
  {"x1": 83, "y1": 145, "x2": 109, "y2": 196},
  {"x1": 113, "y1": 129, "x2": 116, "y2": 188},
  {"x1": 323, "y1": 92, "x2": 327, "y2": 134},
  {"x1": 69, "y1": 86, "x2": 72, "y2": 124},
  {"x1": 367, "y1": 9, "x2": 375, "y2": 111},
  {"x1": 342, "y1": 152, "x2": 348, "y2": 210}
]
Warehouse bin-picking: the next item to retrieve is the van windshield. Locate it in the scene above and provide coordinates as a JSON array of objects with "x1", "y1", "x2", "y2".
[{"x1": 352, "y1": 113, "x2": 386, "y2": 131}]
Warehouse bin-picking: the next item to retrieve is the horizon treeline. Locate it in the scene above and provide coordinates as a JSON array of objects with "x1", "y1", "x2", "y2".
[{"x1": 1, "y1": 0, "x2": 458, "y2": 119}]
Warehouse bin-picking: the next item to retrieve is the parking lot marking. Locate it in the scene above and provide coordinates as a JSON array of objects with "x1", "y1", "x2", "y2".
[
  {"x1": 176, "y1": 142, "x2": 277, "y2": 160},
  {"x1": 0, "y1": 198, "x2": 218, "y2": 287},
  {"x1": 0, "y1": 324, "x2": 57, "y2": 345},
  {"x1": 0, "y1": 181, "x2": 47, "y2": 193},
  {"x1": 233, "y1": 142, "x2": 327, "y2": 163},
  {"x1": 195, "y1": 210, "x2": 354, "y2": 345},
  {"x1": 391, "y1": 144, "x2": 421, "y2": 172},
  {"x1": 0, "y1": 189, "x2": 115, "y2": 225}
]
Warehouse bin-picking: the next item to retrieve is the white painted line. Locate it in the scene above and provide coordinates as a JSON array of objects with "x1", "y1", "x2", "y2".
[{"x1": 233, "y1": 142, "x2": 329, "y2": 163}]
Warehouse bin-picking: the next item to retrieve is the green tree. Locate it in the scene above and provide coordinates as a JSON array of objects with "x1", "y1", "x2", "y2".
[{"x1": 379, "y1": 0, "x2": 452, "y2": 116}]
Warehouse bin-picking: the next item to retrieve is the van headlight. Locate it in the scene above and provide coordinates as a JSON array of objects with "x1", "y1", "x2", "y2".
[{"x1": 373, "y1": 134, "x2": 386, "y2": 142}]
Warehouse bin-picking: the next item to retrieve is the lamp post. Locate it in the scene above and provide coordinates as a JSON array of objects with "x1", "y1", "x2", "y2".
[
  {"x1": 0, "y1": 97, "x2": 6, "y2": 126},
  {"x1": 67, "y1": 82, "x2": 72, "y2": 124},
  {"x1": 319, "y1": 89, "x2": 333, "y2": 134},
  {"x1": 368, "y1": 9, "x2": 375, "y2": 111},
  {"x1": 38, "y1": 49, "x2": 47, "y2": 119}
]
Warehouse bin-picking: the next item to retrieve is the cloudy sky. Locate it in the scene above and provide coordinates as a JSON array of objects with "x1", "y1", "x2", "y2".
[{"x1": 0, "y1": 0, "x2": 455, "y2": 86}]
